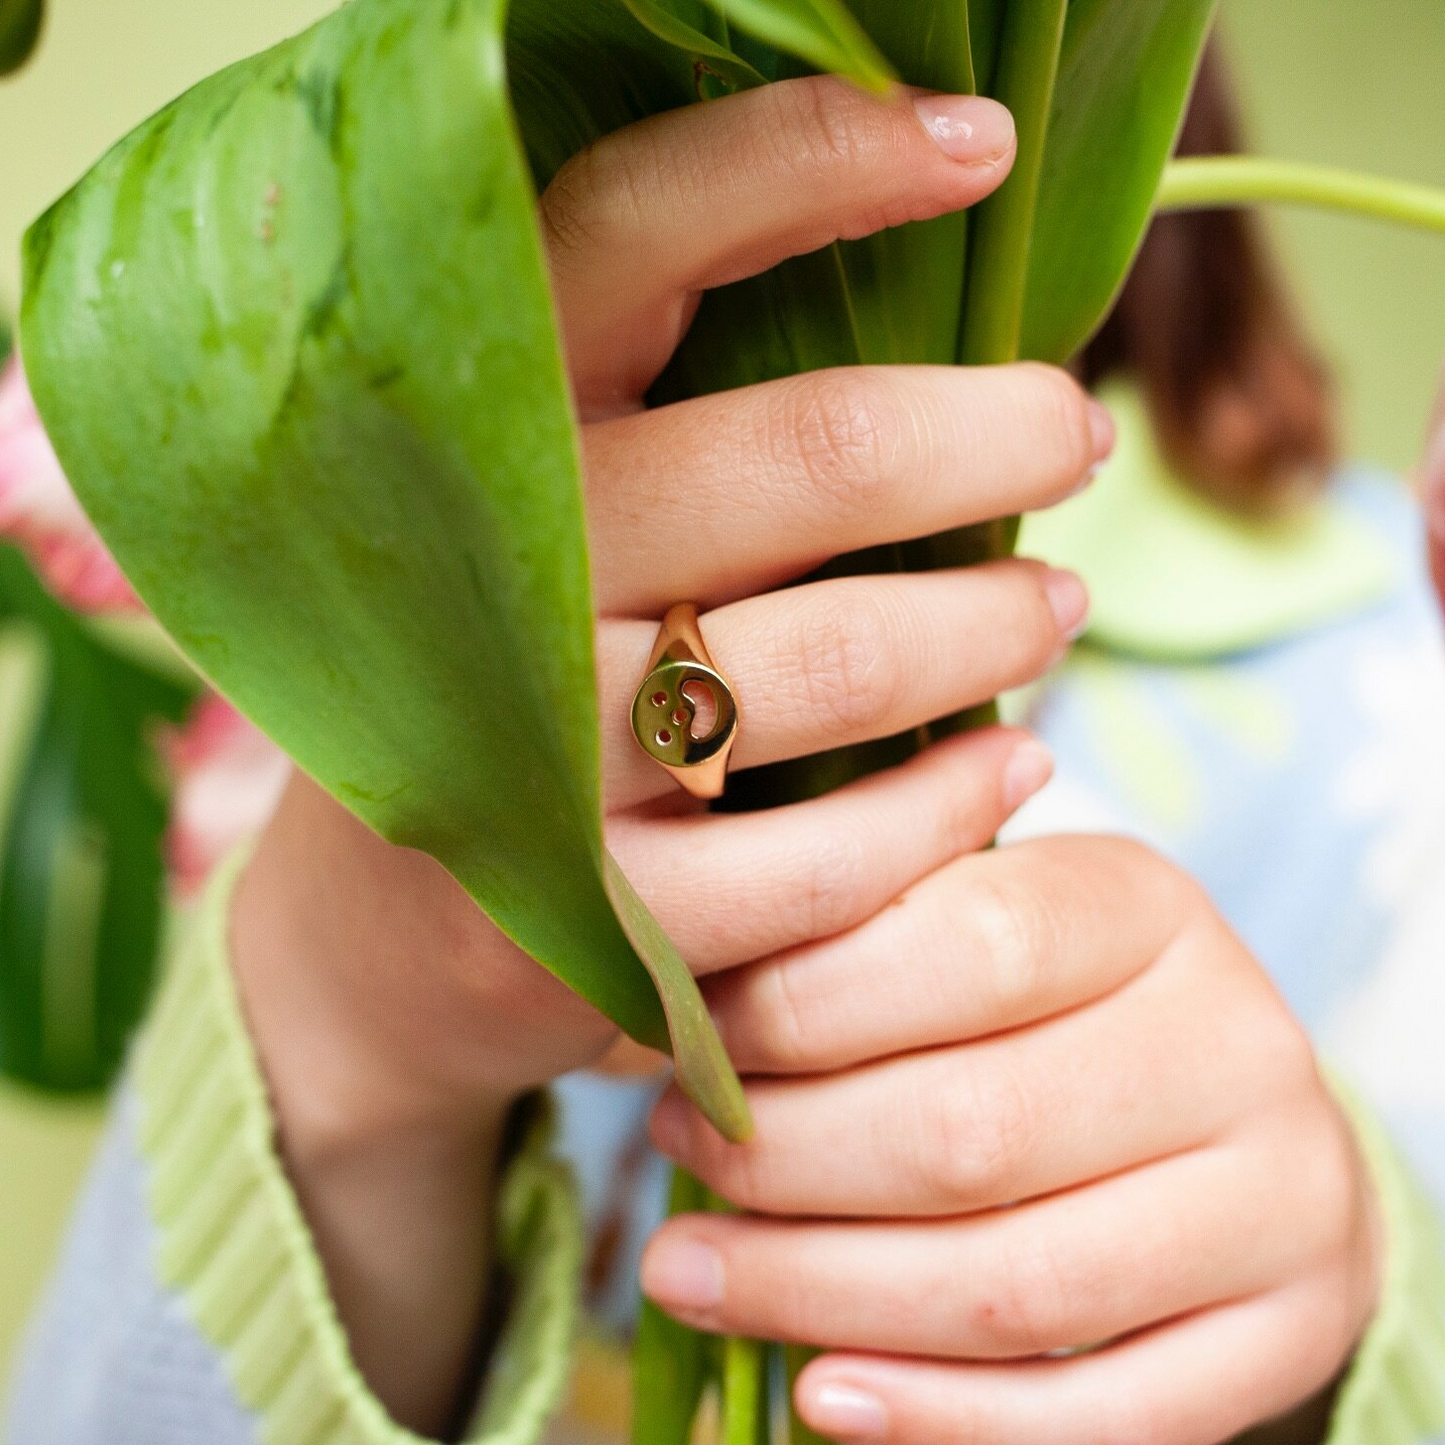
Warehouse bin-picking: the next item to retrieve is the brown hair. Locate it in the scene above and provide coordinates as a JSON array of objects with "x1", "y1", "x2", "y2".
[{"x1": 1079, "y1": 42, "x2": 1337, "y2": 512}]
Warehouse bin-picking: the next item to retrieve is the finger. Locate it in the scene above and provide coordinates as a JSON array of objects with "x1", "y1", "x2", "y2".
[
  {"x1": 640, "y1": 1127, "x2": 1343, "y2": 1359},
  {"x1": 541, "y1": 77, "x2": 1016, "y2": 415},
  {"x1": 654, "y1": 931, "x2": 1308, "y2": 1216},
  {"x1": 586, "y1": 364, "x2": 1111, "y2": 615},
  {"x1": 795, "y1": 1277, "x2": 1359, "y2": 1445},
  {"x1": 707, "y1": 835, "x2": 1190, "y2": 1075},
  {"x1": 609, "y1": 729, "x2": 1050, "y2": 978},
  {"x1": 600, "y1": 562, "x2": 1086, "y2": 812}
]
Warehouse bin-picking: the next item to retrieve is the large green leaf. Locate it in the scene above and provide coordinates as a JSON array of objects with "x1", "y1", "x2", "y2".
[
  {"x1": 21, "y1": 0, "x2": 753, "y2": 1138},
  {"x1": 1017, "y1": 0, "x2": 1218, "y2": 363},
  {"x1": 0, "y1": 0, "x2": 42, "y2": 76},
  {"x1": 0, "y1": 545, "x2": 193, "y2": 1091}
]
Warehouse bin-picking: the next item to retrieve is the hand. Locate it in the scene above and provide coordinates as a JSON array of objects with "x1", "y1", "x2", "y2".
[
  {"x1": 232, "y1": 77, "x2": 1111, "y2": 1432},
  {"x1": 643, "y1": 836, "x2": 1382, "y2": 1445}
]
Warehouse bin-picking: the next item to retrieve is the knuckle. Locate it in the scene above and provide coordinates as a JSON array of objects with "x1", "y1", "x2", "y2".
[
  {"x1": 771, "y1": 371, "x2": 897, "y2": 508},
  {"x1": 762, "y1": 961, "x2": 815, "y2": 1070},
  {"x1": 782, "y1": 75, "x2": 874, "y2": 171},
  {"x1": 931, "y1": 1058, "x2": 1039, "y2": 1205},
  {"x1": 796, "y1": 585, "x2": 908, "y2": 737},
  {"x1": 960, "y1": 871, "x2": 1040, "y2": 1001},
  {"x1": 540, "y1": 135, "x2": 652, "y2": 268}
]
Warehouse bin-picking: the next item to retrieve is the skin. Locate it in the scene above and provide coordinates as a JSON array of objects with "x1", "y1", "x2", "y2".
[
  {"x1": 643, "y1": 838, "x2": 1380, "y2": 1445},
  {"x1": 232, "y1": 77, "x2": 1391, "y2": 1444}
]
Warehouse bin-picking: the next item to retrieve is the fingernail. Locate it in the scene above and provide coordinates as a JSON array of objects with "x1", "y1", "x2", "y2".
[
  {"x1": 1087, "y1": 398, "x2": 1116, "y2": 459},
  {"x1": 1003, "y1": 738, "x2": 1053, "y2": 811},
  {"x1": 913, "y1": 93, "x2": 1015, "y2": 163},
  {"x1": 641, "y1": 1236, "x2": 725, "y2": 1313},
  {"x1": 805, "y1": 1383, "x2": 891, "y2": 1442},
  {"x1": 1044, "y1": 567, "x2": 1090, "y2": 640},
  {"x1": 649, "y1": 1094, "x2": 686, "y2": 1156}
]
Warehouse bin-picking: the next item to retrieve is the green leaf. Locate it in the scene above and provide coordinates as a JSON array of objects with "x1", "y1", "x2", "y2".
[
  {"x1": 966, "y1": 0, "x2": 1004, "y2": 95},
  {"x1": 959, "y1": 0, "x2": 1069, "y2": 367},
  {"x1": 0, "y1": 545, "x2": 193, "y2": 1092},
  {"x1": 0, "y1": 0, "x2": 42, "y2": 77},
  {"x1": 619, "y1": 0, "x2": 767, "y2": 92},
  {"x1": 21, "y1": 0, "x2": 748, "y2": 1139},
  {"x1": 698, "y1": 0, "x2": 895, "y2": 90},
  {"x1": 1017, "y1": 0, "x2": 1218, "y2": 363}
]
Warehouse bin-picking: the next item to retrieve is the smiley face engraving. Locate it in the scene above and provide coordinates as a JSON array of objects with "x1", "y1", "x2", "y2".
[{"x1": 631, "y1": 660, "x2": 738, "y2": 770}]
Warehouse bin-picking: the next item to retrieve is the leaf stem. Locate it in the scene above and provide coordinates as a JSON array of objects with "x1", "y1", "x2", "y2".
[
  {"x1": 958, "y1": 0, "x2": 1069, "y2": 366},
  {"x1": 1157, "y1": 156, "x2": 1445, "y2": 236},
  {"x1": 721, "y1": 1336, "x2": 769, "y2": 1445}
]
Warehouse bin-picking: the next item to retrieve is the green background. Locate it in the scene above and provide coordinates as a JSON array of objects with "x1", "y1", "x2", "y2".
[{"x1": 0, "y1": 0, "x2": 1442, "y2": 1384}]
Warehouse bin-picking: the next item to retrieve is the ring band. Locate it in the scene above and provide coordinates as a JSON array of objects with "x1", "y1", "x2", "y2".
[{"x1": 630, "y1": 603, "x2": 739, "y2": 800}]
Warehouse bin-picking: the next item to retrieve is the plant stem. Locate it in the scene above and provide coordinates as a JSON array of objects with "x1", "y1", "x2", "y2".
[
  {"x1": 958, "y1": 0, "x2": 1069, "y2": 367},
  {"x1": 1157, "y1": 156, "x2": 1445, "y2": 236},
  {"x1": 917, "y1": 0, "x2": 1069, "y2": 657},
  {"x1": 721, "y1": 1336, "x2": 769, "y2": 1445}
]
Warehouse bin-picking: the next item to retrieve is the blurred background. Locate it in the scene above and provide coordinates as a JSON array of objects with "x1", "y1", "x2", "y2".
[{"x1": 0, "y1": 0, "x2": 1442, "y2": 1382}]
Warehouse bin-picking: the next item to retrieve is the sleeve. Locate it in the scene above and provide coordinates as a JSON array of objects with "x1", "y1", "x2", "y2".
[
  {"x1": 2, "y1": 850, "x2": 584, "y2": 1445},
  {"x1": 1324, "y1": 1081, "x2": 1445, "y2": 1445}
]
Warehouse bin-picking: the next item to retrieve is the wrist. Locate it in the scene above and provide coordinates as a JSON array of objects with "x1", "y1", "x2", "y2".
[
  {"x1": 230, "y1": 771, "x2": 529, "y2": 1154},
  {"x1": 229, "y1": 779, "x2": 534, "y2": 1435}
]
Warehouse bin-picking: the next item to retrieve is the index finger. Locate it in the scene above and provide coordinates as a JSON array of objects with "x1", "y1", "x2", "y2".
[{"x1": 540, "y1": 76, "x2": 1016, "y2": 418}]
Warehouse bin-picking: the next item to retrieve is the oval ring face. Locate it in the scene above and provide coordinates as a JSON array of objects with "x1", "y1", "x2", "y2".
[{"x1": 631, "y1": 659, "x2": 739, "y2": 770}]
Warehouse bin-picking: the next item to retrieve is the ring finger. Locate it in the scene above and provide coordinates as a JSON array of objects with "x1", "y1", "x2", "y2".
[{"x1": 601, "y1": 560, "x2": 1087, "y2": 810}]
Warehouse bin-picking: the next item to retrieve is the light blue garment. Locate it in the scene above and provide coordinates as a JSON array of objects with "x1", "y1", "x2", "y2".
[{"x1": 3, "y1": 1092, "x2": 259, "y2": 1445}]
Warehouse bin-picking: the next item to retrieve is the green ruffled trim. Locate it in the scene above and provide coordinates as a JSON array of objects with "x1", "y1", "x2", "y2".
[
  {"x1": 1327, "y1": 1080, "x2": 1445, "y2": 1444},
  {"x1": 133, "y1": 848, "x2": 583, "y2": 1445}
]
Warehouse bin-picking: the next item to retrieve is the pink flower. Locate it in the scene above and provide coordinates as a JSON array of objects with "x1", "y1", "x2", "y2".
[
  {"x1": 0, "y1": 354, "x2": 140, "y2": 613},
  {"x1": 164, "y1": 694, "x2": 290, "y2": 895}
]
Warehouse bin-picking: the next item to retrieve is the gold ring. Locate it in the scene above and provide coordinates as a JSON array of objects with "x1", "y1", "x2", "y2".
[{"x1": 630, "y1": 603, "x2": 739, "y2": 800}]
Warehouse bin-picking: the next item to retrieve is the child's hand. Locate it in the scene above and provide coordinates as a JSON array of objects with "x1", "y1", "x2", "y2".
[
  {"x1": 645, "y1": 835, "x2": 1382, "y2": 1445},
  {"x1": 229, "y1": 77, "x2": 1110, "y2": 1433}
]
